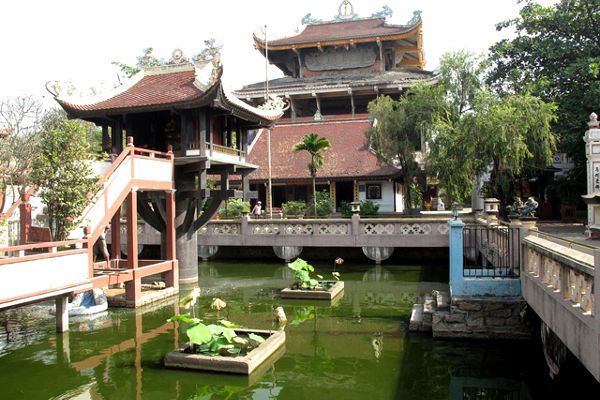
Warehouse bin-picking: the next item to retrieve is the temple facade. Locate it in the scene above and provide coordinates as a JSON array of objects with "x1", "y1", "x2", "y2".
[
  {"x1": 235, "y1": 2, "x2": 436, "y2": 213},
  {"x1": 54, "y1": 55, "x2": 282, "y2": 282}
]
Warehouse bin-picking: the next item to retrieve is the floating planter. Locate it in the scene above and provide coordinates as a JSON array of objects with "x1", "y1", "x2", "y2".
[
  {"x1": 164, "y1": 328, "x2": 285, "y2": 375},
  {"x1": 164, "y1": 290, "x2": 286, "y2": 375},
  {"x1": 280, "y1": 258, "x2": 344, "y2": 300}
]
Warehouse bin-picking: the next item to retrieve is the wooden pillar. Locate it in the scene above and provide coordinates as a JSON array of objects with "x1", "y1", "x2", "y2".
[
  {"x1": 111, "y1": 212, "x2": 121, "y2": 264},
  {"x1": 56, "y1": 295, "x2": 69, "y2": 332},
  {"x1": 125, "y1": 190, "x2": 141, "y2": 304},
  {"x1": 353, "y1": 180, "x2": 360, "y2": 202},
  {"x1": 164, "y1": 189, "x2": 178, "y2": 289},
  {"x1": 349, "y1": 90, "x2": 355, "y2": 118},
  {"x1": 330, "y1": 181, "x2": 336, "y2": 212},
  {"x1": 19, "y1": 193, "x2": 31, "y2": 245},
  {"x1": 101, "y1": 125, "x2": 109, "y2": 152},
  {"x1": 289, "y1": 97, "x2": 297, "y2": 119},
  {"x1": 113, "y1": 119, "x2": 124, "y2": 152}
]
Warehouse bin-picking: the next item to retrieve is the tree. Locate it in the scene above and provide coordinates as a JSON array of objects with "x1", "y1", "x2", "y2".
[
  {"x1": 30, "y1": 110, "x2": 99, "y2": 240},
  {"x1": 292, "y1": 133, "x2": 331, "y2": 216},
  {"x1": 487, "y1": 0, "x2": 600, "y2": 182},
  {"x1": 368, "y1": 51, "x2": 558, "y2": 206},
  {"x1": 0, "y1": 96, "x2": 43, "y2": 207}
]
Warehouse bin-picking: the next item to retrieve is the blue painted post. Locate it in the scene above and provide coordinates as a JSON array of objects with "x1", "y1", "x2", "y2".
[{"x1": 448, "y1": 218, "x2": 464, "y2": 298}]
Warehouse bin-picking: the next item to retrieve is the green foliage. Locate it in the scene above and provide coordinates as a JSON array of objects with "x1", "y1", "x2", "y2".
[
  {"x1": 487, "y1": 0, "x2": 600, "y2": 182},
  {"x1": 304, "y1": 190, "x2": 332, "y2": 217},
  {"x1": 408, "y1": 183, "x2": 423, "y2": 208},
  {"x1": 339, "y1": 200, "x2": 379, "y2": 217},
  {"x1": 218, "y1": 198, "x2": 250, "y2": 218},
  {"x1": 168, "y1": 294, "x2": 266, "y2": 357},
  {"x1": 360, "y1": 200, "x2": 379, "y2": 216},
  {"x1": 292, "y1": 133, "x2": 331, "y2": 216},
  {"x1": 30, "y1": 110, "x2": 99, "y2": 240},
  {"x1": 382, "y1": 51, "x2": 558, "y2": 205},
  {"x1": 282, "y1": 200, "x2": 306, "y2": 216},
  {"x1": 366, "y1": 93, "x2": 433, "y2": 209},
  {"x1": 339, "y1": 200, "x2": 353, "y2": 217},
  {"x1": 287, "y1": 258, "x2": 340, "y2": 290}
]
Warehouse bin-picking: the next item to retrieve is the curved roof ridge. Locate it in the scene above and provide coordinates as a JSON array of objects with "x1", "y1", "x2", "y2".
[{"x1": 55, "y1": 69, "x2": 146, "y2": 107}]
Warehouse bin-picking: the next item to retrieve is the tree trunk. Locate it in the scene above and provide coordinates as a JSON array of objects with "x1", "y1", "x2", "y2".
[{"x1": 312, "y1": 174, "x2": 317, "y2": 217}]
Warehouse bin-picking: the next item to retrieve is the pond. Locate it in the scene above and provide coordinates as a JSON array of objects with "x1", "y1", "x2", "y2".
[{"x1": 0, "y1": 260, "x2": 597, "y2": 399}]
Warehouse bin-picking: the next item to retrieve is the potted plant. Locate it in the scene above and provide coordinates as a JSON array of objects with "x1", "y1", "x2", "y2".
[
  {"x1": 282, "y1": 201, "x2": 306, "y2": 219},
  {"x1": 164, "y1": 289, "x2": 285, "y2": 375},
  {"x1": 280, "y1": 258, "x2": 344, "y2": 300}
]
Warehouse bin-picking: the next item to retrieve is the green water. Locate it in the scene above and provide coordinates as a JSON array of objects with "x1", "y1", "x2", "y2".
[{"x1": 0, "y1": 261, "x2": 593, "y2": 399}]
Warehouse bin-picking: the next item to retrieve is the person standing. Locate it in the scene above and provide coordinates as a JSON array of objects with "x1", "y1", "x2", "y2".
[{"x1": 251, "y1": 201, "x2": 262, "y2": 219}]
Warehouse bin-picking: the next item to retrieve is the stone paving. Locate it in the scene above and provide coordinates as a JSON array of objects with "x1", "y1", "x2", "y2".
[{"x1": 536, "y1": 221, "x2": 599, "y2": 249}]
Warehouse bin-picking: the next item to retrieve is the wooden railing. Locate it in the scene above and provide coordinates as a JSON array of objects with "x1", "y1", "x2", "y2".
[
  {"x1": 205, "y1": 143, "x2": 246, "y2": 159},
  {"x1": 0, "y1": 185, "x2": 36, "y2": 223},
  {"x1": 80, "y1": 144, "x2": 174, "y2": 244}
]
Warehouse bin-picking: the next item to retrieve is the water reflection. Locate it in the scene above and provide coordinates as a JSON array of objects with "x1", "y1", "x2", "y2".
[{"x1": 0, "y1": 261, "x2": 582, "y2": 399}]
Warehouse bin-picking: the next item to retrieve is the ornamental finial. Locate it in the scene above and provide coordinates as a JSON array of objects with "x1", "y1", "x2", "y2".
[
  {"x1": 337, "y1": 0, "x2": 355, "y2": 20},
  {"x1": 589, "y1": 112, "x2": 599, "y2": 129}
]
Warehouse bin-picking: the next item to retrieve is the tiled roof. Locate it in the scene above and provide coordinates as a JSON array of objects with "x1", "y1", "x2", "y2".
[
  {"x1": 57, "y1": 69, "x2": 203, "y2": 112},
  {"x1": 248, "y1": 118, "x2": 401, "y2": 181},
  {"x1": 55, "y1": 63, "x2": 283, "y2": 124},
  {"x1": 260, "y1": 18, "x2": 417, "y2": 47},
  {"x1": 236, "y1": 69, "x2": 435, "y2": 95}
]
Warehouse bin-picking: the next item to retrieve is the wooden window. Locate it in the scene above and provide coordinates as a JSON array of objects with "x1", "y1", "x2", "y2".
[{"x1": 366, "y1": 184, "x2": 382, "y2": 200}]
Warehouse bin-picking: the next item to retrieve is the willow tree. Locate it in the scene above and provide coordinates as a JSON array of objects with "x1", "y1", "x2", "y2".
[
  {"x1": 367, "y1": 51, "x2": 558, "y2": 206},
  {"x1": 292, "y1": 133, "x2": 331, "y2": 216}
]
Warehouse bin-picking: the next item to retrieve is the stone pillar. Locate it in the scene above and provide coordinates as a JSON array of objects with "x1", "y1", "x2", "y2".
[
  {"x1": 55, "y1": 295, "x2": 69, "y2": 332},
  {"x1": 471, "y1": 176, "x2": 485, "y2": 212},
  {"x1": 448, "y1": 218, "x2": 465, "y2": 298},
  {"x1": 176, "y1": 173, "x2": 198, "y2": 284},
  {"x1": 583, "y1": 113, "x2": 600, "y2": 237}
]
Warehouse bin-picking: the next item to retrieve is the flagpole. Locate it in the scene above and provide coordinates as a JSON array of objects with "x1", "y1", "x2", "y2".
[{"x1": 265, "y1": 24, "x2": 273, "y2": 219}]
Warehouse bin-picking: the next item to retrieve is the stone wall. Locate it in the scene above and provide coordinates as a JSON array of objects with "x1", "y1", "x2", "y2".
[{"x1": 432, "y1": 297, "x2": 531, "y2": 339}]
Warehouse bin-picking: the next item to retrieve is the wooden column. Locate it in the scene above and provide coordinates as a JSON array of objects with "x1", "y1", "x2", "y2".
[
  {"x1": 125, "y1": 190, "x2": 141, "y2": 304},
  {"x1": 111, "y1": 212, "x2": 121, "y2": 263},
  {"x1": 113, "y1": 119, "x2": 124, "y2": 152},
  {"x1": 330, "y1": 181, "x2": 336, "y2": 212},
  {"x1": 19, "y1": 193, "x2": 31, "y2": 245},
  {"x1": 56, "y1": 295, "x2": 69, "y2": 332},
  {"x1": 164, "y1": 189, "x2": 178, "y2": 289},
  {"x1": 101, "y1": 125, "x2": 109, "y2": 152}
]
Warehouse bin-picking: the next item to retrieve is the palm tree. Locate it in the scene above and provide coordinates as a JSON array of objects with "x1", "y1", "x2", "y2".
[{"x1": 292, "y1": 133, "x2": 331, "y2": 216}]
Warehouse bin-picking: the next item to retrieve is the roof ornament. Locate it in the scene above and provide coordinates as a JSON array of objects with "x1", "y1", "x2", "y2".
[
  {"x1": 407, "y1": 10, "x2": 422, "y2": 26},
  {"x1": 336, "y1": 0, "x2": 358, "y2": 21},
  {"x1": 301, "y1": 13, "x2": 323, "y2": 25},
  {"x1": 258, "y1": 95, "x2": 290, "y2": 112},
  {"x1": 168, "y1": 48, "x2": 189, "y2": 65},
  {"x1": 370, "y1": 5, "x2": 393, "y2": 19}
]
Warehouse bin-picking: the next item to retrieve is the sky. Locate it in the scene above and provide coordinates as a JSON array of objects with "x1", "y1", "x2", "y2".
[{"x1": 0, "y1": 0, "x2": 557, "y2": 105}]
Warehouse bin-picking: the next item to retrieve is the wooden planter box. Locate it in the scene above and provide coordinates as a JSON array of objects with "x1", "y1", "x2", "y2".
[
  {"x1": 280, "y1": 280, "x2": 344, "y2": 300},
  {"x1": 164, "y1": 329, "x2": 285, "y2": 375}
]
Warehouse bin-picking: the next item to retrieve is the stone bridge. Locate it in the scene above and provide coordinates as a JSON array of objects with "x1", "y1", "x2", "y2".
[
  {"x1": 521, "y1": 230, "x2": 600, "y2": 381},
  {"x1": 111, "y1": 215, "x2": 452, "y2": 261}
]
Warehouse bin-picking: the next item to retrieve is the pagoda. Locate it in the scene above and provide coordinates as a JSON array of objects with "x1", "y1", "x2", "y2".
[
  {"x1": 235, "y1": 2, "x2": 436, "y2": 213},
  {"x1": 54, "y1": 53, "x2": 282, "y2": 283}
]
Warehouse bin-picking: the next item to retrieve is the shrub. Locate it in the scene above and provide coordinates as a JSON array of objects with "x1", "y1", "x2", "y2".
[
  {"x1": 360, "y1": 200, "x2": 379, "y2": 216},
  {"x1": 218, "y1": 198, "x2": 250, "y2": 218},
  {"x1": 282, "y1": 201, "x2": 306, "y2": 217},
  {"x1": 339, "y1": 200, "x2": 379, "y2": 217},
  {"x1": 315, "y1": 190, "x2": 332, "y2": 216}
]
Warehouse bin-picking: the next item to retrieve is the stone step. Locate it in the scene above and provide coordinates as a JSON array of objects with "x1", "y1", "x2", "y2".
[
  {"x1": 436, "y1": 291, "x2": 450, "y2": 311},
  {"x1": 409, "y1": 304, "x2": 424, "y2": 332}
]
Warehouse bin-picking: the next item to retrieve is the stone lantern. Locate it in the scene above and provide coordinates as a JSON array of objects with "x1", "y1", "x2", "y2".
[
  {"x1": 484, "y1": 198, "x2": 500, "y2": 224},
  {"x1": 582, "y1": 112, "x2": 600, "y2": 237}
]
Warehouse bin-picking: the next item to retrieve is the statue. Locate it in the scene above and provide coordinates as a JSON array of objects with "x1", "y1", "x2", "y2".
[
  {"x1": 521, "y1": 197, "x2": 539, "y2": 218},
  {"x1": 506, "y1": 196, "x2": 524, "y2": 217}
]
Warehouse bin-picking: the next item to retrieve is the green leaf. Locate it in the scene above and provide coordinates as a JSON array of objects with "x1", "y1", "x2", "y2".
[
  {"x1": 227, "y1": 347, "x2": 241, "y2": 355},
  {"x1": 210, "y1": 337, "x2": 230, "y2": 352},
  {"x1": 186, "y1": 323, "x2": 212, "y2": 345},
  {"x1": 167, "y1": 314, "x2": 202, "y2": 324},
  {"x1": 207, "y1": 324, "x2": 237, "y2": 342},
  {"x1": 287, "y1": 258, "x2": 308, "y2": 271},
  {"x1": 316, "y1": 274, "x2": 323, "y2": 280},
  {"x1": 232, "y1": 336, "x2": 248, "y2": 346},
  {"x1": 248, "y1": 333, "x2": 266, "y2": 344},
  {"x1": 332, "y1": 272, "x2": 340, "y2": 281},
  {"x1": 179, "y1": 288, "x2": 200, "y2": 309},
  {"x1": 218, "y1": 319, "x2": 240, "y2": 328}
]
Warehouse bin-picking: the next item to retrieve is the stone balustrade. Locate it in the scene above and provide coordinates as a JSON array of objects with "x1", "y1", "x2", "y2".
[{"x1": 521, "y1": 232, "x2": 600, "y2": 381}]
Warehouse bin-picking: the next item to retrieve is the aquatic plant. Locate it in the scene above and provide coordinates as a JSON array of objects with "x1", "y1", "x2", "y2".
[
  {"x1": 287, "y1": 258, "x2": 341, "y2": 290},
  {"x1": 168, "y1": 290, "x2": 265, "y2": 357}
]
